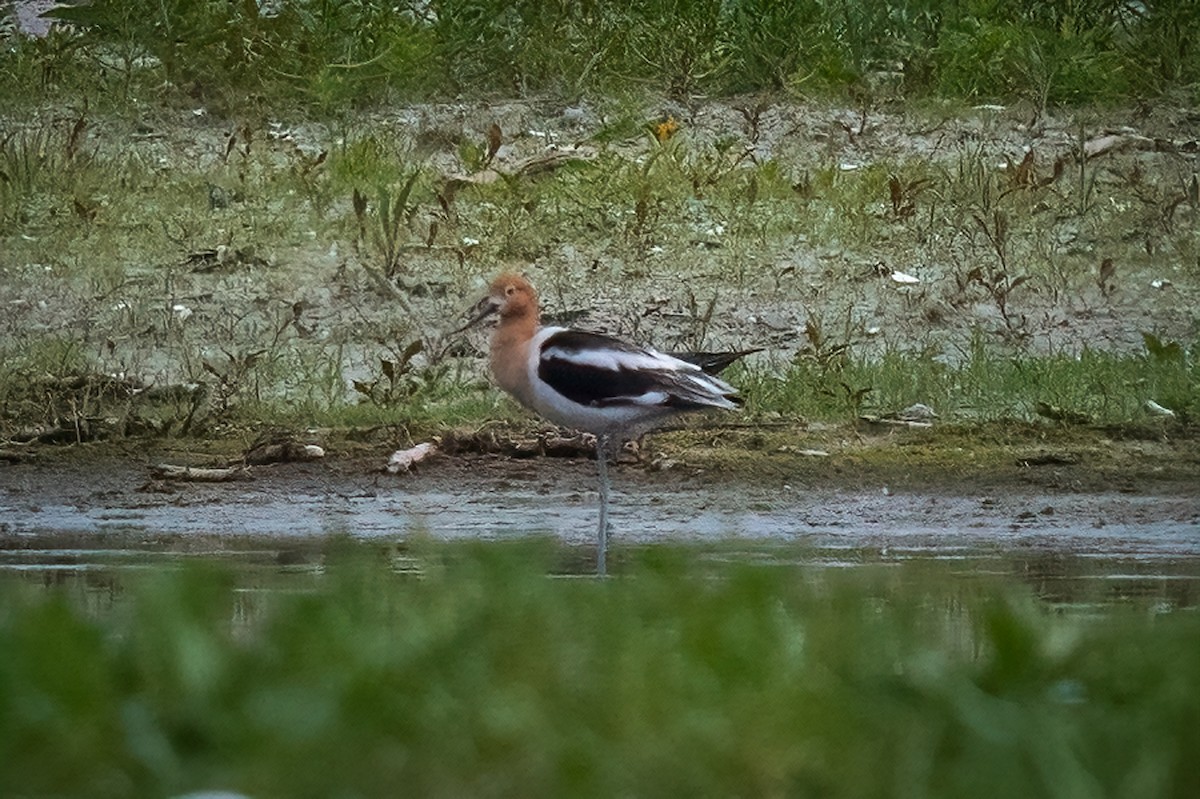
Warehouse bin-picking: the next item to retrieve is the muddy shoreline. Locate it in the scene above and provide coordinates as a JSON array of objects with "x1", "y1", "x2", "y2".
[{"x1": 3, "y1": 428, "x2": 1197, "y2": 587}]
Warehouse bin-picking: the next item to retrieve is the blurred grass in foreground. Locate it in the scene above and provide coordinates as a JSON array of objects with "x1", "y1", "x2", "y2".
[{"x1": 1, "y1": 543, "x2": 1198, "y2": 798}]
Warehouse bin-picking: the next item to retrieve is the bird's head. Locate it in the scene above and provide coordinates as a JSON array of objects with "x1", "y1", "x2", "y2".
[{"x1": 455, "y1": 272, "x2": 538, "y2": 332}]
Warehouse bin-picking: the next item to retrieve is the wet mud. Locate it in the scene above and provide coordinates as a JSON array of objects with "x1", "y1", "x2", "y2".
[{"x1": 3, "y1": 439, "x2": 1197, "y2": 605}]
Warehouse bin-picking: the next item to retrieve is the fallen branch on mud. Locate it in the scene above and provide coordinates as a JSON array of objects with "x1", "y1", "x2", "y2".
[
  {"x1": 442, "y1": 145, "x2": 599, "y2": 197},
  {"x1": 437, "y1": 427, "x2": 598, "y2": 459},
  {"x1": 150, "y1": 464, "x2": 252, "y2": 482},
  {"x1": 1082, "y1": 132, "x2": 1198, "y2": 159},
  {"x1": 858, "y1": 416, "x2": 934, "y2": 429}
]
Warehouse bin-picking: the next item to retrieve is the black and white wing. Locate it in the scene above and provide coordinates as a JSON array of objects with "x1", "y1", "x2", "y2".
[
  {"x1": 670, "y1": 348, "x2": 763, "y2": 375},
  {"x1": 537, "y1": 329, "x2": 740, "y2": 411}
]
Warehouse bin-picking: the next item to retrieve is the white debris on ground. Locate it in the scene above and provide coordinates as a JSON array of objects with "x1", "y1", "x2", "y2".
[
  {"x1": 1145, "y1": 400, "x2": 1176, "y2": 418},
  {"x1": 387, "y1": 442, "x2": 437, "y2": 473}
]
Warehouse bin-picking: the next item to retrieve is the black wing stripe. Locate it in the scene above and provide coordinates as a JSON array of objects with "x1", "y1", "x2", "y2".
[
  {"x1": 542, "y1": 328, "x2": 647, "y2": 357},
  {"x1": 539, "y1": 353, "x2": 665, "y2": 407},
  {"x1": 538, "y1": 329, "x2": 656, "y2": 407},
  {"x1": 538, "y1": 329, "x2": 740, "y2": 409}
]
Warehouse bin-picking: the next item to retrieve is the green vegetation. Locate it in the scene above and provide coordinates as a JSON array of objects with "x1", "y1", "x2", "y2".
[
  {"x1": 2, "y1": 3, "x2": 1198, "y2": 441},
  {"x1": 1, "y1": 545, "x2": 1197, "y2": 797},
  {"x1": 2, "y1": 1, "x2": 1198, "y2": 112},
  {"x1": 745, "y1": 335, "x2": 1199, "y2": 424},
  {"x1": 1, "y1": 105, "x2": 1196, "y2": 440},
  {"x1": 3, "y1": 8, "x2": 1196, "y2": 796}
]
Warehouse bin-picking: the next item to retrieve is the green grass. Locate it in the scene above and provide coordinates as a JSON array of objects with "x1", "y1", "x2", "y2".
[
  {"x1": 742, "y1": 337, "x2": 1200, "y2": 424},
  {"x1": 2, "y1": 1, "x2": 1199, "y2": 113},
  {"x1": 2, "y1": 23, "x2": 1198, "y2": 440},
  {"x1": 1, "y1": 544, "x2": 1197, "y2": 797},
  {"x1": 2, "y1": 325, "x2": 1194, "y2": 443}
]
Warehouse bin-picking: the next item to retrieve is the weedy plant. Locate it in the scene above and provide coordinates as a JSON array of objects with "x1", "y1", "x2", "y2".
[
  {"x1": 352, "y1": 341, "x2": 425, "y2": 408},
  {"x1": 0, "y1": 112, "x2": 99, "y2": 233},
  {"x1": 964, "y1": 209, "x2": 1031, "y2": 337},
  {"x1": 353, "y1": 171, "x2": 422, "y2": 279}
]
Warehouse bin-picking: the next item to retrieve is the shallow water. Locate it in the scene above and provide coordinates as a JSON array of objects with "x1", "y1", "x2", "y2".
[{"x1": 3, "y1": 454, "x2": 1197, "y2": 608}]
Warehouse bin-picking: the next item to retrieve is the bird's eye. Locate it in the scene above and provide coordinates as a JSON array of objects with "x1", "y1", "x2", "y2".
[{"x1": 505, "y1": 285, "x2": 516, "y2": 296}]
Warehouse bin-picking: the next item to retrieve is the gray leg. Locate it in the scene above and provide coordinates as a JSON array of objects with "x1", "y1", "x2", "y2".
[{"x1": 595, "y1": 434, "x2": 612, "y2": 576}]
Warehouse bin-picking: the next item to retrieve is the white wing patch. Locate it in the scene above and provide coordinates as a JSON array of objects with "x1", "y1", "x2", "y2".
[
  {"x1": 603, "y1": 390, "x2": 670, "y2": 407},
  {"x1": 541, "y1": 343, "x2": 695, "y2": 375}
]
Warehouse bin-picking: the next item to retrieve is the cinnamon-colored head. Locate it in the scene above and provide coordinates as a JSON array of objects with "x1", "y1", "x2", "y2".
[
  {"x1": 487, "y1": 272, "x2": 538, "y2": 319},
  {"x1": 455, "y1": 272, "x2": 539, "y2": 332}
]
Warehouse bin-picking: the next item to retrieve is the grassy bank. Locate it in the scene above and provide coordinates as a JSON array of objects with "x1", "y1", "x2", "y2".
[
  {"x1": 2, "y1": 4, "x2": 1197, "y2": 444},
  {"x1": 1, "y1": 545, "x2": 1198, "y2": 797},
  {"x1": 1, "y1": 100, "x2": 1196, "y2": 442},
  {"x1": 2, "y1": 332, "x2": 1194, "y2": 445}
]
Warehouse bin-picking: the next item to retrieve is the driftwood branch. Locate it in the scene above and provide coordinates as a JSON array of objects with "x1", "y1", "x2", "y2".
[{"x1": 150, "y1": 463, "x2": 251, "y2": 482}]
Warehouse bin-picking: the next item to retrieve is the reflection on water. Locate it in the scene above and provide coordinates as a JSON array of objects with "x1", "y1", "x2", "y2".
[
  {"x1": 2, "y1": 532, "x2": 1197, "y2": 613},
  {"x1": 701, "y1": 545, "x2": 1200, "y2": 611}
]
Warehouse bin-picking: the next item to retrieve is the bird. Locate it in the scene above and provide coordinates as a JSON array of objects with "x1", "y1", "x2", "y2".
[
  {"x1": 672, "y1": 348, "x2": 764, "y2": 376},
  {"x1": 458, "y1": 272, "x2": 747, "y2": 575}
]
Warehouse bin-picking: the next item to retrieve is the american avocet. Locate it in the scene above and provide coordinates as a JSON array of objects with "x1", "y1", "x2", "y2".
[
  {"x1": 460, "y1": 272, "x2": 746, "y2": 574},
  {"x1": 672, "y1": 348, "x2": 764, "y2": 376}
]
